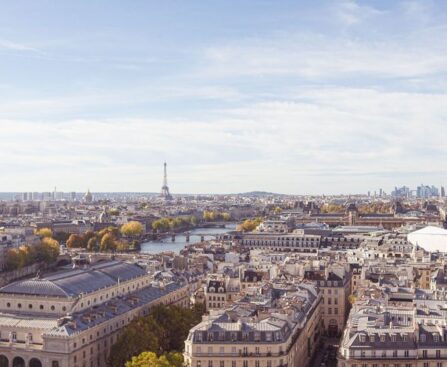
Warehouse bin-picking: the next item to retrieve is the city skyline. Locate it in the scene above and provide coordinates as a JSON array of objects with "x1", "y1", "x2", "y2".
[{"x1": 1, "y1": 1, "x2": 447, "y2": 193}]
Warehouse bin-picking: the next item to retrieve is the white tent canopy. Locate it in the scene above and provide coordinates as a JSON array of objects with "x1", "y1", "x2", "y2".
[{"x1": 408, "y1": 226, "x2": 447, "y2": 252}]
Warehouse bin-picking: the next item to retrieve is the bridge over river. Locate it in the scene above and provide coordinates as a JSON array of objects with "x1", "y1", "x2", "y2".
[{"x1": 140, "y1": 224, "x2": 236, "y2": 254}]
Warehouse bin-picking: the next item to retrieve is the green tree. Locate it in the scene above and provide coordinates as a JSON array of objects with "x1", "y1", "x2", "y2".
[
  {"x1": 109, "y1": 304, "x2": 204, "y2": 367},
  {"x1": 108, "y1": 318, "x2": 161, "y2": 367},
  {"x1": 125, "y1": 352, "x2": 184, "y2": 367}
]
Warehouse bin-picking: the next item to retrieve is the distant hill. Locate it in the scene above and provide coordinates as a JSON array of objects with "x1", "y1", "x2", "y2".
[{"x1": 236, "y1": 191, "x2": 286, "y2": 197}]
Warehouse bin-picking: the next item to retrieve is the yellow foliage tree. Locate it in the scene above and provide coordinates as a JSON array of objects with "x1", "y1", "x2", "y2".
[
  {"x1": 35, "y1": 227, "x2": 53, "y2": 238},
  {"x1": 121, "y1": 221, "x2": 144, "y2": 238}
]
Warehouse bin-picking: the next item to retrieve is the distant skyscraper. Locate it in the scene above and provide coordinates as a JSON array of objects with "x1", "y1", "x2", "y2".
[
  {"x1": 441, "y1": 186, "x2": 445, "y2": 198},
  {"x1": 392, "y1": 186, "x2": 410, "y2": 198},
  {"x1": 160, "y1": 162, "x2": 173, "y2": 200},
  {"x1": 417, "y1": 184, "x2": 439, "y2": 198}
]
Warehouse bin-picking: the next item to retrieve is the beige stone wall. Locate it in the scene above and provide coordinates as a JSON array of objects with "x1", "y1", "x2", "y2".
[{"x1": 0, "y1": 284, "x2": 190, "y2": 367}]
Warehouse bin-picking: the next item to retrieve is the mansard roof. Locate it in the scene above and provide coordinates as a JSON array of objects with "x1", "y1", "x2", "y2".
[{"x1": 0, "y1": 261, "x2": 146, "y2": 298}]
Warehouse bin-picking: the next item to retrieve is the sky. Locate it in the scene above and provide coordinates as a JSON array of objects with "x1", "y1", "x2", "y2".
[{"x1": 1, "y1": 0, "x2": 447, "y2": 195}]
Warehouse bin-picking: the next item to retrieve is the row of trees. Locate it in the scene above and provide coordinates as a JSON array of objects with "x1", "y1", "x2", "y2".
[
  {"x1": 66, "y1": 221, "x2": 143, "y2": 252},
  {"x1": 108, "y1": 303, "x2": 205, "y2": 367},
  {"x1": 152, "y1": 216, "x2": 197, "y2": 232},
  {"x1": 5, "y1": 229, "x2": 60, "y2": 271},
  {"x1": 236, "y1": 217, "x2": 263, "y2": 232},
  {"x1": 320, "y1": 203, "x2": 345, "y2": 213},
  {"x1": 202, "y1": 210, "x2": 231, "y2": 222}
]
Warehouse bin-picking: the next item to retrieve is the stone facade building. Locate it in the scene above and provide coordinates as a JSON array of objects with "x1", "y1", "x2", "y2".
[
  {"x1": 0, "y1": 261, "x2": 190, "y2": 367},
  {"x1": 185, "y1": 283, "x2": 322, "y2": 367}
]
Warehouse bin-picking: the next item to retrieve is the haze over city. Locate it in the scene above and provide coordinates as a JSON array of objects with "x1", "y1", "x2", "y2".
[{"x1": 1, "y1": 0, "x2": 447, "y2": 194}]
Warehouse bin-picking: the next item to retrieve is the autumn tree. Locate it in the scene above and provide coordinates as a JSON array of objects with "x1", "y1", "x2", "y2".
[
  {"x1": 35, "y1": 227, "x2": 53, "y2": 238},
  {"x1": 121, "y1": 221, "x2": 144, "y2": 238},
  {"x1": 35, "y1": 237, "x2": 60, "y2": 264},
  {"x1": 87, "y1": 237, "x2": 98, "y2": 251},
  {"x1": 100, "y1": 233, "x2": 117, "y2": 252},
  {"x1": 66, "y1": 234, "x2": 85, "y2": 249},
  {"x1": 236, "y1": 217, "x2": 263, "y2": 232}
]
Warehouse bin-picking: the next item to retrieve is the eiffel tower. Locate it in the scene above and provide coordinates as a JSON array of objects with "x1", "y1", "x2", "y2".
[{"x1": 160, "y1": 162, "x2": 173, "y2": 200}]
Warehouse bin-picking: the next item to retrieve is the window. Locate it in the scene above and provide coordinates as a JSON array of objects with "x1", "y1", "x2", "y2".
[
  {"x1": 52, "y1": 362, "x2": 60, "y2": 367},
  {"x1": 220, "y1": 362, "x2": 224, "y2": 367}
]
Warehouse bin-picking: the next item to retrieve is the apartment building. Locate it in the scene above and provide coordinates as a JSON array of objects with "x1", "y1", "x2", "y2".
[
  {"x1": 338, "y1": 299, "x2": 447, "y2": 367},
  {"x1": 239, "y1": 234, "x2": 321, "y2": 253},
  {"x1": 305, "y1": 266, "x2": 352, "y2": 337},
  {"x1": 185, "y1": 283, "x2": 322, "y2": 367}
]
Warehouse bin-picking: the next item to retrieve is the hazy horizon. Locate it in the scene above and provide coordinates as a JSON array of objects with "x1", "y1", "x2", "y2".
[{"x1": 1, "y1": 1, "x2": 447, "y2": 194}]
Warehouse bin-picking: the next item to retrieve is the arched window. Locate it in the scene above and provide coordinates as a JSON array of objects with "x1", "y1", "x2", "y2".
[
  {"x1": 12, "y1": 356, "x2": 25, "y2": 367},
  {"x1": 29, "y1": 358, "x2": 42, "y2": 367},
  {"x1": 0, "y1": 355, "x2": 8, "y2": 367}
]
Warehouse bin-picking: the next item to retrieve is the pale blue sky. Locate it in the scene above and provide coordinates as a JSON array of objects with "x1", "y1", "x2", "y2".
[{"x1": 1, "y1": 0, "x2": 447, "y2": 194}]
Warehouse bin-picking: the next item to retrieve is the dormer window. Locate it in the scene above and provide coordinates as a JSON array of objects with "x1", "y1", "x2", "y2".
[
  {"x1": 380, "y1": 335, "x2": 386, "y2": 342},
  {"x1": 420, "y1": 334, "x2": 426, "y2": 342},
  {"x1": 434, "y1": 333, "x2": 440, "y2": 342}
]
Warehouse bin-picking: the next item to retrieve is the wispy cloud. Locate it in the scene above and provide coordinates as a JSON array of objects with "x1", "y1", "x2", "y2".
[{"x1": 0, "y1": 39, "x2": 43, "y2": 54}]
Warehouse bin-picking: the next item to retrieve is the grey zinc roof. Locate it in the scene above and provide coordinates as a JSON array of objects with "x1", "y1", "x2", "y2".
[{"x1": 0, "y1": 261, "x2": 147, "y2": 298}]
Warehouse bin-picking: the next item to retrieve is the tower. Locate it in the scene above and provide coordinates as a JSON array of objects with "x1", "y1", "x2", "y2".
[{"x1": 161, "y1": 162, "x2": 173, "y2": 200}]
